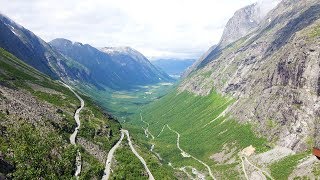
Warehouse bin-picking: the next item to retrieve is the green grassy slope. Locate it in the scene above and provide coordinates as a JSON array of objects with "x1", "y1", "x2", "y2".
[
  {"x1": 0, "y1": 48, "x2": 121, "y2": 179},
  {"x1": 74, "y1": 82, "x2": 175, "y2": 120},
  {"x1": 125, "y1": 90, "x2": 270, "y2": 178},
  {"x1": 110, "y1": 135, "x2": 148, "y2": 180}
]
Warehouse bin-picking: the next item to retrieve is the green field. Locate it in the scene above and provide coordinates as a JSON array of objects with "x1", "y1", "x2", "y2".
[
  {"x1": 73, "y1": 79, "x2": 271, "y2": 178},
  {"x1": 123, "y1": 90, "x2": 269, "y2": 178},
  {"x1": 74, "y1": 82, "x2": 176, "y2": 121}
]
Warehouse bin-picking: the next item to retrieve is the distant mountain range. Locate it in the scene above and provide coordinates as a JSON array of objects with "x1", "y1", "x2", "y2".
[
  {"x1": 0, "y1": 14, "x2": 172, "y2": 90},
  {"x1": 151, "y1": 59, "x2": 195, "y2": 78},
  {"x1": 50, "y1": 38, "x2": 172, "y2": 89}
]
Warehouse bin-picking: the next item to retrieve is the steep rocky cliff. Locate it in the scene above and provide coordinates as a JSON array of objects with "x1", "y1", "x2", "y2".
[
  {"x1": 219, "y1": 3, "x2": 261, "y2": 48},
  {"x1": 180, "y1": 0, "x2": 320, "y2": 152},
  {"x1": 220, "y1": 0, "x2": 281, "y2": 48},
  {"x1": 186, "y1": 0, "x2": 280, "y2": 75}
]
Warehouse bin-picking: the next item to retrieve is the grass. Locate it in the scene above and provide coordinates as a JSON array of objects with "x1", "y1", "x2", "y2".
[
  {"x1": 110, "y1": 136, "x2": 149, "y2": 180},
  {"x1": 124, "y1": 90, "x2": 269, "y2": 178},
  {"x1": 308, "y1": 24, "x2": 320, "y2": 38},
  {"x1": 78, "y1": 95, "x2": 122, "y2": 152},
  {"x1": 270, "y1": 152, "x2": 309, "y2": 180},
  {"x1": 0, "y1": 48, "x2": 122, "y2": 178},
  {"x1": 33, "y1": 91, "x2": 66, "y2": 106},
  {"x1": 0, "y1": 120, "x2": 77, "y2": 179},
  {"x1": 79, "y1": 148, "x2": 105, "y2": 180},
  {"x1": 312, "y1": 162, "x2": 320, "y2": 177},
  {"x1": 74, "y1": 81, "x2": 175, "y2": 121}
]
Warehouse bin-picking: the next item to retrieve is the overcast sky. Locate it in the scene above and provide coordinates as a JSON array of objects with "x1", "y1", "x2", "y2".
[{"x1": 0, "y1": 0, "x2": 261, "y2": 60}]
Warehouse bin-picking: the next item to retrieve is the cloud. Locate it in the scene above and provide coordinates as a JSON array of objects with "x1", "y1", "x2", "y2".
[{"x1": 0, "y1": 0, "x2": 262, "y2": 59}]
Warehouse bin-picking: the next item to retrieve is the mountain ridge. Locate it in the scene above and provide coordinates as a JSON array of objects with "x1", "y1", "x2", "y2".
[
  {"x1": 0, "y1": 47, "x2": 122, "y2": 179},
  {"x1": 0, "y1": 14, "x2": 96, "y2": 86},
  {"x1": 50, "y1": 38, "x2": 173, "y2": 90},
  {"x1": 185, "y1": 0, "x2": 280, "y2": 76},
  {"x1": 179, "y1": 0, "x2": 320, "y2": 152}
]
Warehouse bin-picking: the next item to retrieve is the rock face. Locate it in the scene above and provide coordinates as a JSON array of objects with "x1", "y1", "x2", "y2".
[
  {"x1": 186, "y1": 0, "x2": 280, "y2": 75},
  {"x1": 179, "y1": 0, "x2": 320, "y2": 152},
  {"x1": 50, "y1": 39, "x2": 173, "y2": 90},
  {"x1": 220, "y1": 0, "x2": 281, "y2": 48},
  {"x1": 219, "y1": 3, "x2": 261, "y2": 48}
]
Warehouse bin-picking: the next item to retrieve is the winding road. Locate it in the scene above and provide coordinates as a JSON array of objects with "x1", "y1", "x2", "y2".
[
  {"x1": 140, "y1": 112, "x2": 155, "y2": 139},
  {"x1": 123, "y1": 129, "x2": 155, "y2": 180},
  {"x1": 240, "y1": 156, "x2": 249, "y2": 180},
  {"x1": 63, "y1": 83, "x2": 83, "y2": 178},
  {"x1": 243, "y1": 156, "x2": 274, "y2": 180},
  {"x1": 102, "y1": 131, "x2": 125, "y2": 180},
  {"x1": 166, "y1": 125, "x2": 216, "y2": 180},
  {"x1": 101, "y1": 129, "x2": 154, "y2": 180}
]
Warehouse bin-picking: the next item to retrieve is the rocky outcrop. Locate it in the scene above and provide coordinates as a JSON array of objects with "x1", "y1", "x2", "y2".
[
  {"x1": 78, "y1": 137, "x2": 107, "y2": 163},
  {"x1": 179, "y1": 0, "x2": 320, "y2": 152},
  {"x1": 0, "y1": 85, "x2": 66, "y2": 127},
  {"x1": 0, "y1": 153, "x2": 15, "y2": 177}
]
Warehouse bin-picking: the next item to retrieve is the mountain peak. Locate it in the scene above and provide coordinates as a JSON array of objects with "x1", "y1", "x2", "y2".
[
  {"x1": 100, "y1": 46, "x2": 150, "y2": 64},
  {"x1": 50, "y1": 38, "x2": 85, "y2": 47},
  {"x1": 219, "y1": 0, "x2": 280, "y2": 48},
  {"x1": 100, "y1": 46, "x2": 138, "y2": 55}
]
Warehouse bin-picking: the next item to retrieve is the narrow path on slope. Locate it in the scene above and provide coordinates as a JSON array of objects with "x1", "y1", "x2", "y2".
[
  {"x1": 166, "y1": 125, "x2": 216, "y2": 180},
  {"x1": 122, "y1": 129, "x2": 155, "y2": 180},
  {"x1": 140, "y1": 112, "x2": 156, "y2": 155},
  {"x1": 168, "y1": 163, "x2": 195, "y2": 180},
  {"x1": 157, "y1": 125, "x2": 166, "y2": 137},
  {"x1": 140, "y1": 112, "x2": 155, "y2": 139},
  {"x1": 240, "y1": 156, "x2": 249, "y2": 180},
  {"x1": 243, "y1": 156, "x2": 274, "y2": 180},
  {"x1": 102, "y1": 131, "x2": 125, "y2": 180},
  {"x1": 63, "y1": 83, "x2": 84, "y2": 178}
]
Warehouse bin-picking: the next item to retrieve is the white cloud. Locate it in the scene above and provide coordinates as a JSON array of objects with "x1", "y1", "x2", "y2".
[{"x1": 0, "y1": 0, "x2": 264, "y2": 59}]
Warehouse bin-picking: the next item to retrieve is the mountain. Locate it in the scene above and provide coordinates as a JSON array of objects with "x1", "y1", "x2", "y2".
[
  {"x1": 0, "y1": 48, "x2": 121, "y2": 179},
  {"x1": 151, "y1": 59, "x2": 195, "y2": 77},
  {"x1": 186, "y1": 0, "x2": 280, "y2": 75},
  {"x1": 0, "y1": 14, "x2": 172, "y2": 92},
  {"x1": 130, "y1": 0, "x2": 320, "y2": 179},
  {"x1": 0, "y1": 14, "x2": 91, "y2": 82},
  {"x1": 180, "y1": 0, "x2": 320, "y2": 152},
  {"x1": 50, "y1": 38, "x2": 173, "y2": 90},
  {"x1": 100, "y1": 46, "x2": 173, "y2": 85},
  {"x1": 219, "y1": 3, "x2": 261, "y2": 48}
]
